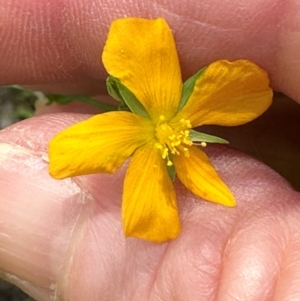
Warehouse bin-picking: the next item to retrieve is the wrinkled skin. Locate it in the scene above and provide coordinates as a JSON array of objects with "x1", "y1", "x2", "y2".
[{"x1": 1, "y1": 1, "x2": 300, "y2": 300}]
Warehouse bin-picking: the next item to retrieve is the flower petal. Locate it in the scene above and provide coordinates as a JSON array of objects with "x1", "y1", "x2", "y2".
[
  {"x1": 174, "y1": 60, "x2": 273, "y2": 127},
  {"x1": 122, "y1": 145, "x2": 180, "y2": 242},
  {"x1": 173, "y1": 146, "x2": 236, "y2": 207},
  {"x1": 49, "y1": 112, "x2": 153, "y2": 179},
  {"x1": 102, "y1": 18, "x2": 182, "y2": 121}
]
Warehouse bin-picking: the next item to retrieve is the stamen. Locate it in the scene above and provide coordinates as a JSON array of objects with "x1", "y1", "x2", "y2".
[
  {"x1": 183, "y1": 137, "x2": 192, "y2": 145},
  {"x1": 155, "y1": 143, "x2": 163, "y2": 149},
  {"x1": 170, "y1": 148, "x2": 179, "y2": 155},
  {"x1": 162, "y1": 148, "x2": 169, "y2": 159},
  {"x1": 167, "y1": 160, "x2": 173, "y2": 166},
  {"x1": 180, "y1": 118, "x2": 192, "y2": 129},
  {"x1": 155, "y1": 117, "x2": 193, "y2": 165},
  {"x1": 182, "y1": 147, "x2": 190, "y2": 157}
]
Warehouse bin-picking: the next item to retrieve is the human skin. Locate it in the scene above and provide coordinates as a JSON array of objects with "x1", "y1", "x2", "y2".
[{"x1": 0, "y1": 1, "x2": 300, "y2": 300}]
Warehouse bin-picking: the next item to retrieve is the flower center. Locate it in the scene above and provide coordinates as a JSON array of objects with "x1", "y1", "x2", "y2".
[{"x1": 155, "y1": 115, "x2": 193, "y2": 166}]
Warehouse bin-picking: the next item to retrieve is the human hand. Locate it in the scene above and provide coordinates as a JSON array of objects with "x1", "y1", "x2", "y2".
[{"x1": 1, "y1": 1, "x2": 300, "y2": 300}]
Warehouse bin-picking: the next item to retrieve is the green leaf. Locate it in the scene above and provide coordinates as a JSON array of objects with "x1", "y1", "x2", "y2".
[
  {"x1": 14, "y1": 107, "x2": 34, "y2": 119},
  {"x1": 189, "y1": 130, "x2": 229, "y2": 144},
  {"x1": 178, "y1": 67, "x2": 206, "y2": 112},
  {"x1": 106, "y1": 76, "x2": 149, "y2": 118},
  {"x1": 3, "y1": 85, "x2": 38, "y2": 100},
  {"x1": 167, "y1": 163, "x2": 176, "y2": 182},
  {"x1": 46, "y1": 94, "x2": 118, "y2": 112}
]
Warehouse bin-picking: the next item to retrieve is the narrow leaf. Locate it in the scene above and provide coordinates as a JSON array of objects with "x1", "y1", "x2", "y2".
[
  {"x1": 190, "y1": 130, "x2": 229, "y2": 144},
  {"x1": 106, "y1": 76, "x2": 149, "y2": 118},
  {"x1": 178, "y1": 67, "x2": 206, "y2": 112}
]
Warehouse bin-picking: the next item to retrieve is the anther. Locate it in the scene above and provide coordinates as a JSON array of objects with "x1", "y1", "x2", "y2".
[
  {"x1": 167, "y1": 160, "x2": 173, "y2": 166},
  {"x1": 162, "y1": 148, "x2": 169, "y2": 159},
  {"x1": 200, "y1": 142, "x2": 207, "y2": 147},
  {"x1": 155, "y1": 143, "x2": 163, "y2": 149}
]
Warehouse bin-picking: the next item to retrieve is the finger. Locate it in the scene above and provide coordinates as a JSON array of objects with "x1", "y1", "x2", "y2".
[
  {"x1": 62, "y1": 149, "x2": 300, "y2": 301},
  {"x1": 0, "y1": 113, "x2": 124, "y2": 300},
  {"x1": 201, "y1": 93, "x2": 300, "y2": 191},
  {"x1": 1, "y1": 114, "x2": 300, "y2": 300},
  {"x1": 1, "y1": 0, "x2": 300, "y2": 102},
  {"x1": 0, "y1": 114, "x2": 89, "y2": 299},
  {"x1": 215, "y1": 196, "x2": 300, "y2": 301}
]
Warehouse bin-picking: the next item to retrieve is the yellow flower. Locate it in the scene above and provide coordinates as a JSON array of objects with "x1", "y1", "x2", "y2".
[{"x1": 49, "y1": 18, "x2": 273, "y2": 243}]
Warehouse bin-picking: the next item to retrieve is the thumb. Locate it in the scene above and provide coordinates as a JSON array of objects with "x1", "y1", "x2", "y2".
[
  {"x1": 0, "y1": 113, "x2": 150, "y2": 301},
  {"x1": 0, "y1": 114, "x2": 90, "y2": 300}
]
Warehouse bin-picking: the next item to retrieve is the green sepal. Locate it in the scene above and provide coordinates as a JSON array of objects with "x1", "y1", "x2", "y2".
[
  {"x1": 46, "y1": 94, "x2": 118, "y2": 112},
  {"x1": 117, "y1": 102, "x2": 131, "y2": 112},
  {"x1": 106, "y1": 76, "x2": 149, "y2": 118},
  {"x1": 190, "y1": 130, "x2": 229, "y2": 144},
  {"x1": 106, "y1": 76, "x2": 125, "y2": 103},
  {"x1": 167, "y1": 164, "x2": 176, "y2": 182},
  {"x1": 106, "y1": 77, "x2": 130, "y2": 112},
  {"x1": 177, "y1": 67, "x2": 206, "y2": 112}
]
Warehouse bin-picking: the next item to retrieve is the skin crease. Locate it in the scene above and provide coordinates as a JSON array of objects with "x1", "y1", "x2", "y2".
[{"x1": 0, "y1": 0, "x2": 300, "y2": 300}]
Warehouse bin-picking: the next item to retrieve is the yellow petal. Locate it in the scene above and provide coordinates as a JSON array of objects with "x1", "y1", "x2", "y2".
[
  {"x1": 49, "y1": 112, "x2": 153, "y2": 179},
  {"x1": 173, "y1": 146, "x2": 236, "y2": 207},
  {"x1": 175, "y1": 60, "x2": 273, "y2": 127},
  {"x1": 102, "y1": 18, "x2": 182, "y2": 121},
  {"x1": 122, "y1": 145, "x2": 180, "y2": 242}
]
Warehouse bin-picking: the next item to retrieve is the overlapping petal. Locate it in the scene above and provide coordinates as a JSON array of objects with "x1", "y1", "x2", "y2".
[
  {"x1": 122, "y1": 145, "x2": 180, "y2": 242},
  {"x1": 173, "y1": 146, "x2": 236, "y2": 207},
  {"x1": 102, "y1": 18, "x2": 182, "y2": 121},
  {"x1": 174, "y1": 60, "x2": 273, "y2": 127},
  {"x1": 49, "y1": 112, "x2": 153, "y2": 179}
]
